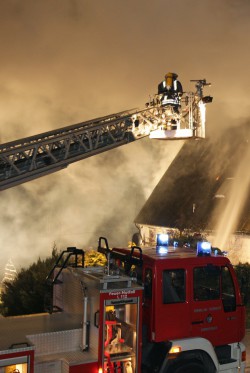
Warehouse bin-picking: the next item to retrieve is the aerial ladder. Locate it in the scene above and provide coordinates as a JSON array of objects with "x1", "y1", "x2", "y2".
[{"x1": 0, "y1": 77, "x2": 212, "y2": 191}]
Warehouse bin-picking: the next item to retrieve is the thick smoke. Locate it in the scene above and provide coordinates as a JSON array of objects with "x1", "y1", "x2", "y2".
[{"x1": 0, "y1": 0, "x2": 249, "y2": 274}]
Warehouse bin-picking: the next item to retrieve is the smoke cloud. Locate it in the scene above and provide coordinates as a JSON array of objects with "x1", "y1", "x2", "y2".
[{"x1": 0, "y1": 0, "x2": 249, "y2": 274}]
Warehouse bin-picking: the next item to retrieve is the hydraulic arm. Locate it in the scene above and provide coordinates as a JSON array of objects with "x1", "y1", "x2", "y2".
[{"x1": 0, "y1": 78, "x2": 212, "y2": 190}]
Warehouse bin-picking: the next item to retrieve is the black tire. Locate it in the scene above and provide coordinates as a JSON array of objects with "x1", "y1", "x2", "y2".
[{"x1": 170, "y1": 361, "x2": 206, "y2": 373}]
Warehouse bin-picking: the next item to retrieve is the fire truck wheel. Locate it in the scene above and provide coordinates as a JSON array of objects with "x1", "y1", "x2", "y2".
[{"x1": 168, "y1": 360, "x2": 206, "y2": 373}]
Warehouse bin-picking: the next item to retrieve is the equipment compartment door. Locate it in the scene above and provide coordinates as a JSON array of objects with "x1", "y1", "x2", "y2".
[
  {"x1": 99, "y1": 293, "x2": 141, "y2": 373},
  {"x1": 0, "y1": 351, "x2": 34, "y2": 373}
]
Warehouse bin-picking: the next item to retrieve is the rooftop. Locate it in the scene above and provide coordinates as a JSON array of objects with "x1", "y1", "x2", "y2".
[{"x1": 135, "y1": 123, "x2": 250, "y2": 233}]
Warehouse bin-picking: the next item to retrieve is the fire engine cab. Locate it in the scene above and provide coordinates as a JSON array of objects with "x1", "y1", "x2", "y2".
[
  {"x1": 0, "y1": 236, "x2": 245, "y2": 373},
  {"x1": 96, "y1": 236, "x2": 246, "y2": 373}
]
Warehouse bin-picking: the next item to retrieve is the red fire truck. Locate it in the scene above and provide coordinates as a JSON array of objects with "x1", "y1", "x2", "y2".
[
  {"x1": 0, "y1": 236, "x2": 245, "y2": 373},
  {"x1": 93, "y1": 236, "x2": 246, "y2": 373}
]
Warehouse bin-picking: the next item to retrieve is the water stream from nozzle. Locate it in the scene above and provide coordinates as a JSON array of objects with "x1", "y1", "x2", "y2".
[{"x1": 212, "y1": 143, "x2": 250, "y2": 255}]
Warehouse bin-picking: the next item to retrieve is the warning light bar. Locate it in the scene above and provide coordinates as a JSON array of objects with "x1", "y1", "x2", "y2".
[
  {"x1": 156, "y1": 233, "x2": 169, "y2": 254},
  {"x1": 156, "y1": 233, "x2": 169, "y2": 246},
  {"x1": 197, "y1": 241, "x2": 212, "y2": 256}
]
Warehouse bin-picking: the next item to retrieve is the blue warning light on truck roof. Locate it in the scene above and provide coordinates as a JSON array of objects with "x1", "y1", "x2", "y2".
[{"x1": 197, "y1": 241, "x2": 212, "y2": 256}]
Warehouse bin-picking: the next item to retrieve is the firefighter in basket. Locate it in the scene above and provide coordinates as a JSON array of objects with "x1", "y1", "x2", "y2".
[{"x1": 158, "y1": 72, "x2": 183, "y2": 112}]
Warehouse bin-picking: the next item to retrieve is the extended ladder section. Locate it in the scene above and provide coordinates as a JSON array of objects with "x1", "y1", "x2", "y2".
[{"x1": 0, "y1": 80, "x2": 212, "y2": 190}]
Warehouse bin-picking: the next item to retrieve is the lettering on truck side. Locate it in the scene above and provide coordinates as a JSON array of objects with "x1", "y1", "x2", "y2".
[{"x1": 108, "y1": 290, "x2": 136, "y2": 299}]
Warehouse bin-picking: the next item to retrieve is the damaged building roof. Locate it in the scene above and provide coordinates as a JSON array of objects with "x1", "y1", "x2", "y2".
[{"x1": 135, "y1": 123, "x2": 250, "y2": 234}]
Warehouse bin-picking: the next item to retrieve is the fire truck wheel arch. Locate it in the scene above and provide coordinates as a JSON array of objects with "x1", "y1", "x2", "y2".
[{"x1": 165, "y1": 350, "x2": 216, "y2": 373}]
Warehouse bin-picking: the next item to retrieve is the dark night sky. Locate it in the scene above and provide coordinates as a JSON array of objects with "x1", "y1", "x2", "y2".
[{"x1": 0, "y1": 0, "x2": 249, "y2": 272}]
